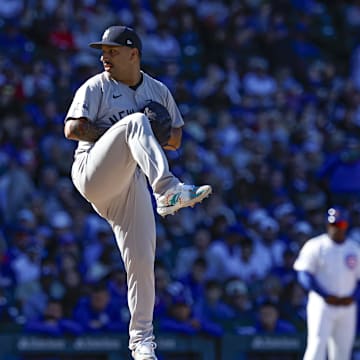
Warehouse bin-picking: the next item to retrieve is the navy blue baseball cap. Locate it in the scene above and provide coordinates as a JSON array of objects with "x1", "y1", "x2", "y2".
[
  {"x1": 89, "y1": 26, "x2": 142, "y2": 53},
  {"x1": 327, "y1": 206, "x2": 349, "y2": 228}
]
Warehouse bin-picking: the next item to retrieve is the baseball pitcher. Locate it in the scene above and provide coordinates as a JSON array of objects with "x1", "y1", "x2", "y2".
[{"x1": 63, "y1": 25, "x2": 212, "y2": 360}]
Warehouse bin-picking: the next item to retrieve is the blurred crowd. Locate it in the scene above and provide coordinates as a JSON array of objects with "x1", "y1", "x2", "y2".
[{"x1": 1, "y1": 0, "x2": 360, "y2": 339}]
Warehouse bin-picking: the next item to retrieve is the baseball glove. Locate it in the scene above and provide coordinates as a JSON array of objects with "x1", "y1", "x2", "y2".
[{"x1": 142, "y1": 101, "x2": 172, "y2": 146}]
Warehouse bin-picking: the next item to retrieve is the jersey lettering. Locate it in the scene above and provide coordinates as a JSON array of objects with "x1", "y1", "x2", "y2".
[{"x1": 108, "y1": 109, "x2": 136, "y2": 124}]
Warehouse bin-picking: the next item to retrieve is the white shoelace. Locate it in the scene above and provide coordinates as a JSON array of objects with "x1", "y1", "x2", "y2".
[
  {"x1": 176, "y1": 183, "x2": 195, "y2": 191},
  {"x1": 135, "y1": 341, "x2": 157, "y2": 353}
]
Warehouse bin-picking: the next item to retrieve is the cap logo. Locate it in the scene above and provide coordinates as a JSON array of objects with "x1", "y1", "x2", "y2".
[
  {"x1": 345, "y1": 254, "x2": 357, "y2": 270},
  {"x1": 126, "y1": 39, "x2": 133, "y2": 45},
  {"x1": 102, "y1": 29, "x2": 111, "y2": 40}
]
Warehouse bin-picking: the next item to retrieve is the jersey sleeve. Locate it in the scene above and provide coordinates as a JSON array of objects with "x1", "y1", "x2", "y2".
[
  {"x1": 293, "y1": 240, "x2": 318, "y2": 273},
  {"x1": 356, "y1": 244, "x2": 360, "y2": 279},
  {"x1": 163, "y1": 86, "x2": 184, "y2": 128},
  {"x1": 65, "y1": 79, "x2": 102, "y2": 123}
]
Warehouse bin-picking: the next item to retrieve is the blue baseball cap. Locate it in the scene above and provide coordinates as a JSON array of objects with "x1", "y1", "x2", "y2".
[
  {"x1": 89, "y1": 26, "x2": 142, "y2": 53},
  {"x1": 327, "y1": 206, "x2": 349, "y2": 227}
]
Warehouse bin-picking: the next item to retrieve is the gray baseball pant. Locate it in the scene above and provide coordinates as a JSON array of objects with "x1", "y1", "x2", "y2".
[{"x1": 70, "y1": 113, "x2": 179, "y2": 349}]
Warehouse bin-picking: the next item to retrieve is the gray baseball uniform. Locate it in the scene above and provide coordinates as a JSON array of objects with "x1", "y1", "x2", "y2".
[{"x1": 65, "y1": 70, "x2": 183, "y2": 350}]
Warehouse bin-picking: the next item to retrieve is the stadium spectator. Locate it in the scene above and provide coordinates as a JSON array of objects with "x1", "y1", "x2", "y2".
[
  {"x1": 192, "y1": 279, "x2": 234, "y2": 326},
  {"x1": 226, "y1": 234, "x2": 272, "y2": 284},
  {"x1": 222, "y1": 277, "x2": 255, "y2": 334},
  {"x1": 206, "y1": 223, "x2": 243, "y2": 281},
  {"x1": 25, "y1": 298, "x2": 82, "y2": 336},
  {"x1": 279, "y1": 280, "x2": 307, "y2": 332},
  {"x1": 252, "y1": 298, "x2": 296, "y2": 335},
  {"x1": 158, "y1": 293, "x2": 223, "y2": 337},
  {"x1": 174, "y1": 226, "x2": 212, "y2": 279},
  {"x1": 179, "y1": 256, "x2": 208, "y2": 302},
  {"x1": 73, "y1": 282, "x2": 127, "y2": 333}
]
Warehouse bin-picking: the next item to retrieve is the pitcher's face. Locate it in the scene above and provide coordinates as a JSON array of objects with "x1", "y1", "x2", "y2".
[{"x1": 100, "y1": 45, "x2": 139, "y2": 82}]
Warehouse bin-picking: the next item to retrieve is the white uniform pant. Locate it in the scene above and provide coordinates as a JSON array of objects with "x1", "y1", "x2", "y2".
[
  {"x1": 304, "y1": 292, "x2": 357, "y2": 360},
  {"x1": 70, "y1": 113, "x2": 179, "y2": 350}
]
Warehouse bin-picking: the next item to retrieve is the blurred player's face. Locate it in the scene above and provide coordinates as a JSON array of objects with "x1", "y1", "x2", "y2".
[
  {"x1": 100, "y1": 45, "x2": 139, "y2": 83},
  {"x1": 327, "y1": 223, "x2": 348, "y2": 243}
]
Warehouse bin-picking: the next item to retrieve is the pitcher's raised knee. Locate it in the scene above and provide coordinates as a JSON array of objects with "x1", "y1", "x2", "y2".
[{"x1": 126, "y1": 113, "x2": 151, "y2": 139}]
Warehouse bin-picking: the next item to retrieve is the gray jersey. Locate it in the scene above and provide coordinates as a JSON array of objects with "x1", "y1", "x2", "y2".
[{"x1": 65, "y1": 71, "x2": 184, "y2": 157}]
